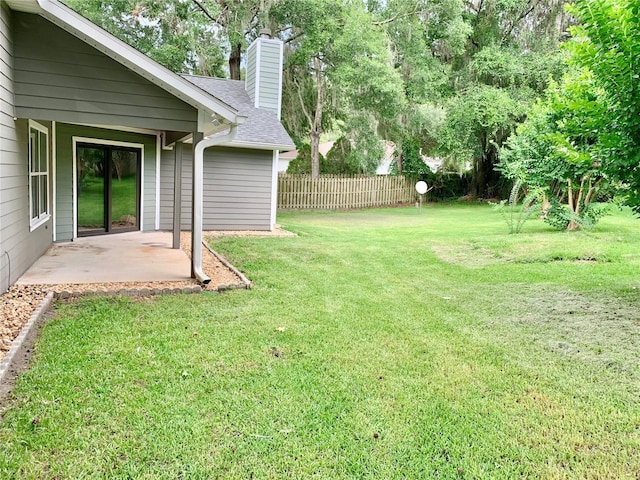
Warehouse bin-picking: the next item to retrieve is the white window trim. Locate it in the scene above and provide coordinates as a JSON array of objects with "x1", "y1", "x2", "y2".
[
  {"x1": 28, "y1": 120, "x2": 51, "y2": 231},
  {"x1": 71, "y1": 137, "x2": 145, "y2": 239}
]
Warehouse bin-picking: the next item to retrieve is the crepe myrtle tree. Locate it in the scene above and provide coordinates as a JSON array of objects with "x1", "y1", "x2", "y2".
[
  {"x1": 565, "y1": 0, "x2": 640, "y2": 212},
  {"x1": 499, "y1": 69, "x2": 611, "y2": 231}
]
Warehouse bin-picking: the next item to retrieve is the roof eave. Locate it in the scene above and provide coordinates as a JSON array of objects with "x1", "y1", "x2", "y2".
[
  {"x1": 218, "y1": 140, "x2": 296, "y2": 151},
  {"x1": 201, "y1": 115, "x2": 248, "y2": 138},
  {"x1": 8, "y1": 0, "x2": 241, "y2": 127}
]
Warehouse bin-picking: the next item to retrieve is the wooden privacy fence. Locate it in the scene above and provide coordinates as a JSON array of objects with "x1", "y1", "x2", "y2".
[{"x1": 278, "y1": 174, "x2": 415, "y2": 210}]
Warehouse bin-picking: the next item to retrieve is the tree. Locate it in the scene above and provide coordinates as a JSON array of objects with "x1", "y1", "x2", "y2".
[
  {"x1": 565, "y1": 0, "x2": 640, "y2": 211},
  {"x1": 273, "y1": 0, "x2": 405, "y2": 178},
  {"x1": 64, "y1": 0, "x2": 228, "y2": 76},
  {"x1": 499, "y1": 69, "x2": 610, "y2": 230},
  {"x1": 380, "y1": 0, "x2": 467, "y2": 174},
  {"x1": 379, "y1": 0, "x2": 569, "y2": 197},
  {"x1": 191, "y1": 0, "x2": 280, "y2": 80},
  {"x1": 500, "y1": 0, "x2": 640, "y2": 227},
  {"x1": 441, "y1": 3, "x2": 568, "y2": 198},
  {"x1": 64, "y1": 0, "x2": 282, "y2": 79}
]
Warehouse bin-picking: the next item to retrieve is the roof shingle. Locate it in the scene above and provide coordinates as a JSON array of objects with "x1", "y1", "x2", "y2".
[{"x1": 183, "y1": 75, "x2": 295, "y2": 151}]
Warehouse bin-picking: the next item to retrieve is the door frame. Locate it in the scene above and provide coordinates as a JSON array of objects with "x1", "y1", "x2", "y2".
[{"x1": 72, "y1": 137, "x2": 145, "y2": 239}]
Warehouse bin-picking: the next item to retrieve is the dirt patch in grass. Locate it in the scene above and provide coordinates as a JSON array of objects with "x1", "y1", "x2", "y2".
[
  {"x1": 433, "y1": 241, "x2": 613, "y2": 266},
  {"x1": 432, "y1": 244, "x2": 499, "y2": 266},
  {"x1": 497, "y1": 284, "x2": 640, "y2": 386}
]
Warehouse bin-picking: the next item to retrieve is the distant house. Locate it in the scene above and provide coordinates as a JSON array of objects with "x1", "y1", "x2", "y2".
[
  {"x1": 278, "y1": 138, "x2": 445, "y2": 176},
  {"x1": 376, "y1": 143, "x2": 444, "y2": 175},
  {"x1": 278, "y1": 141, "x2": 336, "y2": 172},
  {"x1": 278, "y1": 150, "x2": 297, "y2": 172},
  {"x1": 375, "y1": 141, "x2": 398, "y2": 175},
  {"x1": 0, "y1": 0, "x2": 294, "y2": 291}
]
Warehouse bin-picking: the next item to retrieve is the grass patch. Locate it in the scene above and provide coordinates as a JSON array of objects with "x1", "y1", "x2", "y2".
[{"x1": 1, "y1": 203, "x2": 639, "y2": 478}]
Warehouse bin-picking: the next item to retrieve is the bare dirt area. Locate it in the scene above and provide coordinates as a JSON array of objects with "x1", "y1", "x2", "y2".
[
  {"x1": 431, "y1": 244, "x2": 499, "y2": 266},
  {"x1": 497, "y1": 284, "x2": 640, "y2": 390}
]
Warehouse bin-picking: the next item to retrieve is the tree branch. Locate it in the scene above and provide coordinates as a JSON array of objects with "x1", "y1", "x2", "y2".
[
  {"x1": 293, "y1": 76, "x2": 314, "y2": 130},
  {"x1": 372, "y1": 2, "x2": 422, "y2": 26},
  {"x1": 584, "y1": 177, "x2": 603, "y2": 206},
  {"x1": 575, "y1": 176, "x2": 586, "y2": 215},
  {"x1": 284, "y1": 31, "x2": 304, "y2": 44},
  {"x1": 567, "y1": 177, "x2": 574, "y2": 212},
  {"x1": 191, "y1": 0, "x2": 225, "y2": 27},
  {"x1": 501, "y1": 0, "x2": 541, "y2": 42}
]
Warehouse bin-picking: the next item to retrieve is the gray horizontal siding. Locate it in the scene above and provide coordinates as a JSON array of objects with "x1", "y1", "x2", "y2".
[
  {"x1": 13, "y1": 12, "x2": 198, "y2": 132},
  {"x1": 245, "y1": 39, "x2": 281, "y2": 117},
  {"x1": 160, "y1": 145, "x2": 274, "y2": 231},
  {"x1": 2, "y1": 5, "x2": 49, "y2": 291},
  {"x1": 256, "y1": 41, "x2": 281, "y2": 116},
  {"x1": 54, "y1": 123, "x2": 74, "y2": 241},
  {"x1": 0, "y1": 6, "x2": 53, "y2": 296}
]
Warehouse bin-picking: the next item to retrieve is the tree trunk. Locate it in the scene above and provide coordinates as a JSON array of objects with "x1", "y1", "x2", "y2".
[
  {"x1": 469, "y1": 134, "x2": 487, "y2": 198},
  {"x1": 395, "y1": 113, "x2": 407, "y2": 174},
  {"x1": 469, "y1": 159, "x2": 485, "y2": 198},
  {"x1": 396, "y1": 149, "x2": 403, "y2": 175},
  {"x1": 469, "y1": 144, "x2": 500, "y2": 198},
  {"x1": 566, "y1": 219, "x2": 580, "y2": 231},
  {"x1": 310, "y1": 131, "x2": 321, "y2": 179},
  {"x1": 310, "y1": 57, "x2": 323, "y2": 179},
  {"x1": 541, "y1": 193, "x2": 551, "y2": 219},
  {"x1": 566, "y1": 178, "x2": 580, "y2": 231},
  {"x1": 229, "y1": 42, "x2": 242, "y2": 80}
]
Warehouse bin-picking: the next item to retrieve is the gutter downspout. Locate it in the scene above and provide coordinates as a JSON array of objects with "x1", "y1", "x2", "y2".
[{"x1": 191, "y1": 125, "x2": 238, "y2": 284}]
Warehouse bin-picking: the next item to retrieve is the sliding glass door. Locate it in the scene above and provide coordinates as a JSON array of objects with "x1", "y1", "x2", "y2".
[{"x1": 76, "y1": 143, "x2": 141, "y2": 236}]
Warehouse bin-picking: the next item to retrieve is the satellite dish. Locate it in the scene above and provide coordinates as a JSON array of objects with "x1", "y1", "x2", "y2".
[{"x1": 415, "y1": 181, "x2": 428, "y2": 195}]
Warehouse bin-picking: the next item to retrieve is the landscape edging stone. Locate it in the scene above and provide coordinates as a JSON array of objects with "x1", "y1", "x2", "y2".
[{"x1": 0, "y1": 291, "x2": 55, "y2": 388}]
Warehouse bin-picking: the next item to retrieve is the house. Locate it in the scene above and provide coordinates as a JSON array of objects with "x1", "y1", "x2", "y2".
[
  {"x1": 0, "y1": 0, "x2": 294, "y2": 291},
  {"x1": 375, "y1": 141, "x2": 398, "y2": 175},
  {"x1": 280, "y1": 140, "x2": 406, "y2": 175},
  {"x1": 277, "y1": 149, "x2": 296, "y2": 173}
]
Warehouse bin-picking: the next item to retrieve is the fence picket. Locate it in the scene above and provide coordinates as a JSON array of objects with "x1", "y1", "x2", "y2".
[{"x1": 277, "y1": 174, "x2": 414, "y2": 210}]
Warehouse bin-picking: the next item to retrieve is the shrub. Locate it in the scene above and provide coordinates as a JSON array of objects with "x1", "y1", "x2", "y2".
[
  {"x1": 287, "y1": 144, "x2": 323, "y2": 174},
  {"x1": 490, "y1": 180, "x2": 542, "y2": 234}
]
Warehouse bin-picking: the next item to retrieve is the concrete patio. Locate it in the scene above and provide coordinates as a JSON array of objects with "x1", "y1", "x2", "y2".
[{"x1": 16, "y1": 231, "x2": 192, "y2": 285}]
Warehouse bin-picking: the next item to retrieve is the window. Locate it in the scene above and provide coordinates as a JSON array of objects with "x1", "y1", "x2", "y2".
[{"x1": 29, "y1": 121, "x2": 50, "y2": 230}]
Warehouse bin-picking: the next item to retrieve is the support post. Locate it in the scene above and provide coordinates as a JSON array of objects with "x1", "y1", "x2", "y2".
[{"x1": 172, "y1": 141, "x2": 183, "y2": 249}]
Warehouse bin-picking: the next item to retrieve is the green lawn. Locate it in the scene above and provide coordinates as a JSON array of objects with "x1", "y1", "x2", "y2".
[{"x1": 1, "y1": 204, "x2": 639, "y2": 478}]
